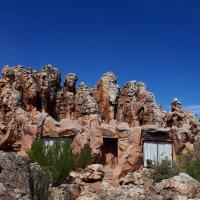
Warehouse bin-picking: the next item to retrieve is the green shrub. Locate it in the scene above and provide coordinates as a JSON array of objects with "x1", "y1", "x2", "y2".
[
  {"x1": 151, "y1": 158, "x2": 180, "y2": 182},
  {"x1": 74, "y1": 146, "x2": 91, "y2": 168},
  {"x1": 181, "y1": 160, "x2": 200, "y2": 181},
  {"x1": 151, "y1": 143, "x2": 200, "y2": 183},
  {"x1": 28, "y1": 139, "x2": 91, "y2": 186},
  {"x1": 177, "y1": 149, "x2": 200, "y2": 182},
  {"x1": 28, "y1": 140, "x2": 49, "y2": 167}
]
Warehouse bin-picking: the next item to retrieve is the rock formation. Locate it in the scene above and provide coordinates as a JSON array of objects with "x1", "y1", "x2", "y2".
[
  {"x1": 154, "y1": 173, "x2": 200, "y2": 199},
  {"x1": 55, "y1": 73, "x2": 77, "y2": 119},
  {"x1": 38, "y1": 64, "x2": 61, "y2": 117},
  {"x1": 0, "y1": 151, "x2": 52, "y2": 200},
  {"x1": 0, "y1": 151, "x2": 32, "y2": 200},
  {"x1": 0, "y1": 64, "x2": 200, "y2": 177},
  {"x1": 93, "y1": 72, "x2": 119, "y2": 123},
  {"x1": 1, "y1": 150, "x2": 200, "y2": 200},
  {"x1": 74, "y1": 82, "x2": 98, "y2": 119},
  {"x1": 116, "y1": 81, "x2": 164, "y2": 127},
  {"x1": 69, "y1": 164, "x2": 104, "y2": 182},
  {"x1": 71, "y1": 170, "x2": 200, "y2": 200}
]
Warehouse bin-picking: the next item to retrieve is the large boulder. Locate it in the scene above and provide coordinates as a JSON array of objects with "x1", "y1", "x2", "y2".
[
  {"x1": 155, "y1": 173, "x2": 200, "y2": 199},
  {"x1": 0, "y1": 151, "x2": 31, "y2": 200},
  {"x1": 70, "y1": 164, "x2": 104, "y2": 182},
  {"x1": 0, "y1": 151, "x2": 60, "y2": 200}
]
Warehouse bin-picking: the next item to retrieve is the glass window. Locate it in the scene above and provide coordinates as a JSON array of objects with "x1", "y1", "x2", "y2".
[
  {"x1": 143, "y1": 141, "x2": 172, "y2": 167},
  {"x1": 42, "y1": 137, "x2": 73, "y2": 147}
]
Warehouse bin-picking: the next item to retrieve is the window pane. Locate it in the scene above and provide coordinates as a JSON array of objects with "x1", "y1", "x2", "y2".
[
  {"x1": 43, "y1": 138, "x2": 54, "y2": 146},
  {"x1": 42, "y1": 137, "x2": 73, "y2": 147},
  {"x1": 143, "y1": 141, "x2": 158, "y2": 167},
  {"x1": 158, "y1": 142, "x2": 172, "y2": 163}
]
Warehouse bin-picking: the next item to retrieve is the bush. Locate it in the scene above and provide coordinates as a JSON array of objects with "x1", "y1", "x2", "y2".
[
  {"x1": 151, "y1": 143, "x2": 200, "y2": 183},
  {"x1": 28, "y1": 140, "x2": 50, "y2": 167},
  {"x1": 181, "y1": 160, "x2": 200, "y2": 181},
  {"x1": 177, "y1": 148, "x2": 200, "y2": 182},
  {"x1": 151, "y1": 158, "x2": 180, "y2": 182},
  {"x1": 28, "y1": 139, "x2": 91, "y2": 186},
  {"x1": 74, "y1": 147, "x2": 91, "y2": 168}
]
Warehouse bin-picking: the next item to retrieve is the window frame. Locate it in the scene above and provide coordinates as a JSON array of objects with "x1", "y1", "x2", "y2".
[
  {"x1": 143, "y1": 140, "x2": 173, "y2": 167},
  {"x1": 41, "y1": 137, "x2": 74, "y2": 147}
]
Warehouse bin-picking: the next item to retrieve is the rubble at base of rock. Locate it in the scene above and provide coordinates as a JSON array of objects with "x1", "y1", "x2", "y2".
[{"x1": 1, "y1": 150, "x2": 200, "y2": 200}]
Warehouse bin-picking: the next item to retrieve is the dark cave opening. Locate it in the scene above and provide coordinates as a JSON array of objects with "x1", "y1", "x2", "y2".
[
  {"x1": 35, "y1": 92, "x2": 42, "y2": 112},
  {"x1": 99, "y1": 138, "x2": 118, "y2": 168}
]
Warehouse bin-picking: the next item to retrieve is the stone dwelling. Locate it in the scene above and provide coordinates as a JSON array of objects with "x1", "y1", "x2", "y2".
[{"x1": 0, "y1": 64, "x2": 199, "y2": 178}]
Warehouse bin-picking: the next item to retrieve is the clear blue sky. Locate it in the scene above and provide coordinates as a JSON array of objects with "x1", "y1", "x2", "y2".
[{"x1": 0, "y1": 0, "x2": 200, "y2": 115}]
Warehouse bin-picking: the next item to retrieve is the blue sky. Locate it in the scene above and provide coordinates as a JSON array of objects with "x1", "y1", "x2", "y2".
[{"x1": 0, "y1": 0, "x2": 200, "y2": 116}]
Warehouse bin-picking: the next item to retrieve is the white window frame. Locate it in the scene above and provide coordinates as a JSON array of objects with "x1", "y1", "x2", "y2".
[
  {"x1": 42, "y1": 137, "x2": 73, "y2": 147},
  {"x1": 143, "y1": 141, "x2": 173, "y2": 167}
]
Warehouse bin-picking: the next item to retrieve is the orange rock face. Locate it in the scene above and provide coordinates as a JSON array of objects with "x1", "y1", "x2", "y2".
[
  {"x1": 55, "y1": 73, "x2": 77, "y2": 119},
  {"x1": 0, "y1": 65, "x2": 199, "y2": 176},
  {"x1": 92, "y1": 72, "x2": 119, "y2": 123},
  {"x1": 116, "y1": 81, "x2": 164, "y2": 127}
]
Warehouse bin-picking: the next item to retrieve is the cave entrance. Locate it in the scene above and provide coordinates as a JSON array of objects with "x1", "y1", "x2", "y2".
[{"x1": 100, "y1": 138, "x2": 118, "y2": 168}]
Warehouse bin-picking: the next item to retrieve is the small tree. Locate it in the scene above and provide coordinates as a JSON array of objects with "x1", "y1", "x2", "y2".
[
  {"x1": 28, "y1": 139, "x2": 91, "y2": 186},
  {"x1": 28, "y1": 140, "x2": 49, "y2": 167}
]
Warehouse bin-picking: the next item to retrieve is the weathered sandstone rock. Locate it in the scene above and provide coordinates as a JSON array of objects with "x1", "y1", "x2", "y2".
[
  {"x1": 73, "y1": 115, "x2": 103, "y2": 162},
  {"x1": 0, "y1": 65, "x2": 200, "y2": 178},
  {"x1": 50, "y1": 183, "x2": 80, "y2": 200},
  {"x1": 55, "y1": 73, "x2": 77, "y2": 119},
  {"x1": 0, "y1": 151, "x2": 31, "y2": 200},
  {"x1": 70, "y1": 164, "x2": 104, "y2": 182},
  {"x1": 75, "y1": 82, "x2": 98, "y2": 118},
  {"x1": 155, "y1": 173, "x2": 200, "y2": 199},
  {"x1": 93, "y1": 72, "x2": 119, "y2": 123},
  {"x1": 38, "y1": 64, "x2": 61, "y2": 117},
  {"x1": 116, "y1": 81, "x2": 164, "y2": 127}
]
